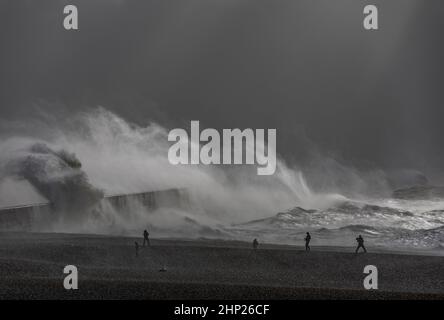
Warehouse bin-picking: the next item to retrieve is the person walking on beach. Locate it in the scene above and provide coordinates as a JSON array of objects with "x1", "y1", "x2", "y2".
[
  {"x1": 253, "y1": 238, "x2": 259, "y2": 250},
  {"x1": 355, "y1": 235, "x2": 367, "y2": 253},
  {"x1": 143, "y1": 229, "x2": 150, "y2": 247},
  {"x1": 135, "y1": 241, "x2": 140, "y2": 257},
  {"x1": 304, "y1": 232, "x2": 311, "y2": 251}
]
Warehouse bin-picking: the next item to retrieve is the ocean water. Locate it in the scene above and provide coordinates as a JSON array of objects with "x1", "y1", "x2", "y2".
[
  {"x1": 225, "y1": 197, "x2": 444, "y2": 253},
  {"x1": 1, "y1": 108, "x2": 443, "y2": 254}
]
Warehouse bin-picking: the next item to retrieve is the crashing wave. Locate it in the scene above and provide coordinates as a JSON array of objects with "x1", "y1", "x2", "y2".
[
  {"x1": 233, "y1": 199, "x2": 444, "y2": 251},
  {"x1": 5, "y1": 143, "x2": 103, "y2": 223}
]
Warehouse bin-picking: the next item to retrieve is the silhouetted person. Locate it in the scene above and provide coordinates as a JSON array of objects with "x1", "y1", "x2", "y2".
[
  {"x1": 143, "y1": 229, "x2": 150, "y2": 247},
  {"x1": 135, "y1": 241, "x2": 139, "y2": 257},
  {"x1": 253, "y1": 238, "x2": 259, "y2": 250},
  {"x1": 355, "y1": 235, "x2": 367, "y2": 253},
  {"x1": 304, "y1": 232, "x2": 311, "y2": 251}
]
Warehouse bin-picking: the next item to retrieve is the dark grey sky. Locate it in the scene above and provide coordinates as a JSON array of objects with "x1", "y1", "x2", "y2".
[{"x1": 1, "y1": 0, "x2": 443, "y2": 177}]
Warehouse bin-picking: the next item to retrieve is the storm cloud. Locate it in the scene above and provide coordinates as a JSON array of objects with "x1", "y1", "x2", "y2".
[{"x1": 1, "y1": 0, "x2": 443, "y2": 183}]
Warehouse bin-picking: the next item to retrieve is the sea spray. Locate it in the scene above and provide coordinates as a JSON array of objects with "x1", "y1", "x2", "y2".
[{"x1": 0, "y1": 107, "x2": 367, "y2": 235}]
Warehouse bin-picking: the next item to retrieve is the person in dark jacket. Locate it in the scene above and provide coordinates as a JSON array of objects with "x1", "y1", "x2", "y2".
[
  {"x1": 143, "y1": 229, "x2": 150, "y2": 247},
  {"x1": 253, "y1": 238, "x2": 259, "y2": 250},
  {"x1": 355, "y1": 235, "x2": 367, "y2": 253},
  {"x1": 304, "y1": 232, "x2": 311, "y2": 251}
]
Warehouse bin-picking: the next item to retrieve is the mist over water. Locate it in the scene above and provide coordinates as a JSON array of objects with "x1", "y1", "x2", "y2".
[
  {"x1": 0, "y1": 107, "x2": 443, "y2": 252},
  {"x1": 0, "y1": 107, "x2": 338, "y2": 225}
]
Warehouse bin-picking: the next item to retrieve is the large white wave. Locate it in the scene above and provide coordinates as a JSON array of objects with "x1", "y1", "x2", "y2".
[
  {"x1": 0, "y1": 107, "x2": 345, "y2": 233},
  {"x1": 2, "y1": 106, "x2": 442, "y2": 253}
]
